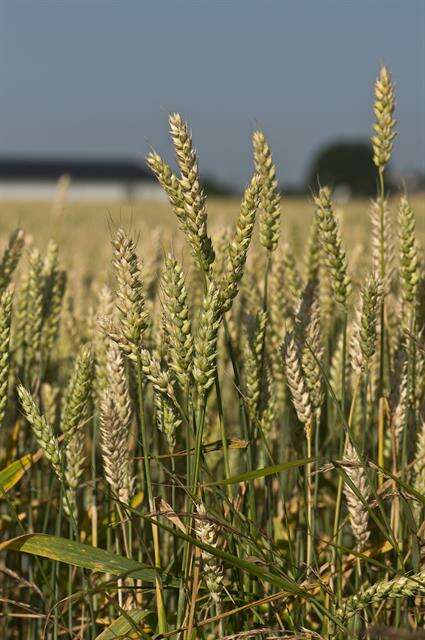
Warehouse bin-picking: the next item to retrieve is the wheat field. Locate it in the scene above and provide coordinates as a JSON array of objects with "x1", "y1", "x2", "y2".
[{"x1": 0, "y1": 67, "x2": 424, "y2": 640}]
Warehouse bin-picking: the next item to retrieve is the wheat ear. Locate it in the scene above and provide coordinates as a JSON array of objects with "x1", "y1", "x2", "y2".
[
  {"x1": 372, "y1": 65, "x2": 396, "y2": 172},
  {"x1": 314, "y1": 186, "x2": 351, "y2": 308},
  {"x1": 0, "y1": 229, "x2": 25, "y2": 294},
  {"x1": 252, "y1": 130, "x2": 281, "y2": 253},
  {"x1": 338, "y1": 569, "x2": 425, "y2": 621},
  {"x1": 342, "y1": 440, "x2": 370, "y2": 550},
  {"x1": 168, "y1": 113, "x2": 215, "y2": 272},
  {"x1": 398, "y1": 195, "x2": 420, "y2": 307},
  {"x1": 220, "y1": 174, "x2": 261, "y2": 312},
  {"x1": 161, "y1": 254, "x2": 193, "y2": 390},
  {"x1": 99, "y1": 342, "x2": 134, "y2": 503},
  {"x1": 350, "y1": 274, "x2": 382, "y2": 374},
  {"x1": 112, "y1": 228, "x2": 148, "y2": 355},
  {"x1": 196, "y1": 502, "x2": 224, "y2": 603},
  {"x1": 18, "y1": 385, "x2": 62, "y2": 480},
  {"x1": 0, "y1": 287, "x2": 13, "y2": 427}
]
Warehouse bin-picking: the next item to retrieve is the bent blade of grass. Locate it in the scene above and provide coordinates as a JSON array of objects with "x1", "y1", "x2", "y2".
[
  {"x1": 139, "y1": 508, "x2": 346, "y2": 629},
  {"x1": 0, "y1": 452, "x2": 42, "y2": 493},
  {"x1": 203, "y1": 457, "x2": 314, "y2": 486},
  {"x1": 95, "y1": 609, "x2": 149, "y2": 639},
  {"x1": 0, "y1": 534, "x2": 179, "y2": 587}
]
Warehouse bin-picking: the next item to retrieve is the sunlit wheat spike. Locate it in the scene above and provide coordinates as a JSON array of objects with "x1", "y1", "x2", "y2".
[
  {"x1": 146, "y1": 151, "x2": 187, "y2": 229},
  {"x1": 94, "y1": 285, "x2": 116, "y2": 395},
  {"x1": 18, "y1": 384, "x2": 62, "y2": 480},
  {"x1": 148, "y1": 150, "x2": 208, "y2": 276},
  {"x1": 269, "y1": 248, "x2": 295, "y2": 330},
  {"x1": 153, "y1": 386, "x2": 181, "y2": 452},
  {"x1": 98, "y1": 340, "x2": 134, "y2": 503},
  {"x1": 193, "y1": 280, "x2": 223, "y2": 396},
  {"x1": 60, "y1": 344, "x2": 93, "y2": 441},
  {"x1": 42, "y1": 239, "x2": 59, "y2": 280},
  {"x1": 370, "y1": 198, "x2": 395, "y2": 294},
  {"x1": 243, "y1": 310, "x2": 268, "y2": 423},
  {"x1": 13, "y1": 271, "x2": 29, "y2": 360},
  {"x1": 329, "y1": 332, "x2": 349, "y2": 402},
  {"x1": 318, "y1": 262, "x2": 335, "y2": 328},
  {"x1": 416, "y1": 266, "x2": 425, "y2": 334},
  {"x1": 268, "y1": 246, "x2": 299, "y2": 338},
  {"x1": 300, "y1": 299, "x2": 324, "y2": 416},
  {"x1": 415, "y1": 343, "x2": 425, "y2": 411},
  {"x1": 168, "y1": 113, "x2": 215, "y2": 271},
  {"x1": 25, "y1": 248, "x2": 44, "y2": 374},
  {"x1": 413, "y1": 420, "x2": 425, "y2": 514},
  {"x1": 63, "y1": 431, "x2": 85, "y2": 521},
  {"x1": 42, "y1": 241, "x2": 67, "y2": 358},
  {"x1": 196, "y1": 502, "x2": 223, "y2": 603},
  {"x1": 398, "y1": 195, "x2": 420, "y2": 306},
  {"x1": 338, "y1": 569, "x2": 425, "y2": 622},
  {"x1": 243, "y1": 336, "x2": 261, "y2": 424},
  {"x1": 281, "y1": 242, "x2": 303, "y2": 303},
  {"x1": 0, "y1": 228, "x2": 25, "y2": 294},
  {"x1": 0, "y1": 287, "x2": 13, "y2": 427},
  {"x1": 105, "y1": 341, "x2": 132, "y2": 428},
  {"x1": 259, "y1": 372, "x2": 277, "y2": 438},
  {"x1": 112, "y1": 228, "x2": 149, "y2": 354},
  {"x1": 44, "y1": 269, "x2": 66, "y2": 353},
  {"x1": 314, "y1": 186, "x2": 351, "y2": 308},
  {"x1": 252, "y1": 130, "x2": 281, "y2": 253},
  {"x1": 390, "y1": 355, "x2": 409, "y2": 455},
  {"x1": 220, "y1": 174, "x2": 261, "y2": 312},
  {"x1": 304, "y1": 215, "x2": 321, "y2": 284},
  {"x1": 139, "y1": 348, "x2": 176, "y2": 399},
  {"x1": 350, "y1": 273, "x2": 382, "y2": 374},
  {"x1": 282, "y1": 330, "x2": 313, "y2": 434},
  {"x1": 140, "y1": 348, "x2": 182, "y2": 447},
  {"x1": 372, "y1": 65, "x2": 396, "y2": 171},
  {"x1": 161, "y1": 254, "x2": 193, "y2": 390},
  {"x1": 140, "y1": 346, "x2": 181, "y2": 450},
  {"x1": 342, "y1": 440, "x2": 370, "y2": 550},
  {"x1": 99, "y1": 390, "x2": 133, "y2": 504}
]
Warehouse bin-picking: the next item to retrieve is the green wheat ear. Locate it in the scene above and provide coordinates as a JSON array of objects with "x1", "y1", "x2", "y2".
[
  {"x1": 60, "y1": 344, "x2": 93, "y2": 441},
  {"x1": 0, "y1": 287, "x2": 13, "y2": 427},
  {"x1": 314, "y1": 186, "x2": 352, "y2": 308},
  {"x1": 112, "y1": 228, "x2": 149, "y2": 355},
  {"x1": 220, "y1": 174, "x2": 260, "y2": 313},
  {"x1": 193, "y1": 280, "x2": 223, "y2": 398},
  {"x1": 161, "y1": 254, "x2": 193, "y2": 391},
  {"x1": 372, "y1": 65, "x2": 396, "y2": 172},
  {"x1": 168, "y1": 113, "x2": 215, "y2": 272},
  {"x1": 350, "y1": 274, "x2": 382, "y2": 374},
  {"x1": 398, "y1": 195, "x2": 420, "y2": 307},
  {"x1": 0, "y1": 229, "x2": 25, "y2": 294},
  {"x1": 99, "y1": 341, "x2": 134, "y2": 504},
  {"x1": 18, "y1": 384, "x2": 62, "y2": 481},
  {"x1": 253, "y1": 130, "x2": 281, "y2": 253}
]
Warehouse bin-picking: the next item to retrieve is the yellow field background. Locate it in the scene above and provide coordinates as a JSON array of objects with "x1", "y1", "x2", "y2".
[{"x1": 1, "y1": 195, "x2": 423, "y2": 274}]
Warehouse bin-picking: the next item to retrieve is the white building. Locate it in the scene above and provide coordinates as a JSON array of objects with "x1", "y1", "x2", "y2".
[{"x1": 0, "y1": 156, "x2": 164, "y2": 202}]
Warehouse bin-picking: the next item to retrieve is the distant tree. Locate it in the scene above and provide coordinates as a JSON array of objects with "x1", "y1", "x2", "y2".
[
  {"x1": 202, "y1": 176, "x2": 235, "y2": 197},
  {"x1": 306, "y1": 140, "x2": 392, "y2": 197}
]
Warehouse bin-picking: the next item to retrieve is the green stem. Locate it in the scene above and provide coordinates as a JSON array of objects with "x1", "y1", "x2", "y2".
[{"x1": 136, "y1": 357, "x2": 167, "y2": 634}]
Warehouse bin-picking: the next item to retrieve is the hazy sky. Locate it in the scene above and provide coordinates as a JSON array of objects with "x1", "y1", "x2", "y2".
[{"x1": 0, "y1": 1, "x2": 424, "y2": 188}]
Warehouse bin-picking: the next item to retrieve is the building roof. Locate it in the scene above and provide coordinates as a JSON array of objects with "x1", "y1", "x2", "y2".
[{"x1": 0, "y1": 155, "x2": 154, "y2": 182}]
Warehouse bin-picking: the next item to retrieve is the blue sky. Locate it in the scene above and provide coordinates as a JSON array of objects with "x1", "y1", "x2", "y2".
[{"x1": 0, "y1": 1, "x2": 423, "y2": 187}]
